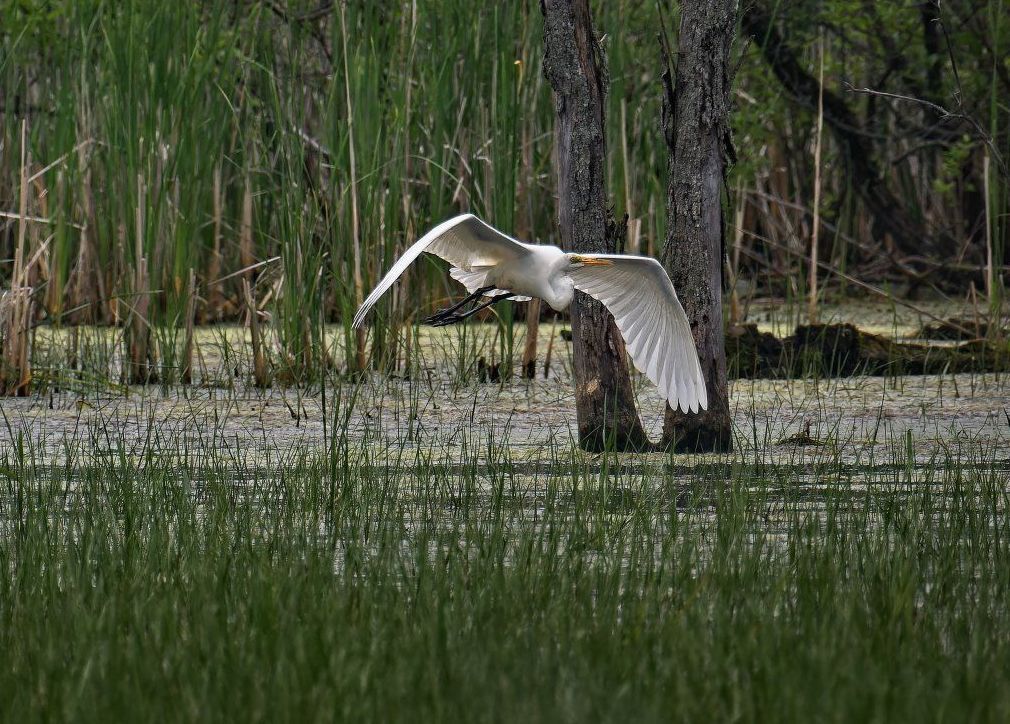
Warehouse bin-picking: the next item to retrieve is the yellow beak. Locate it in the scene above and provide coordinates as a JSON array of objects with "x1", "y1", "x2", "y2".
[{"x1": 578, "y1": 256, "x2": 613, "y2": 266}]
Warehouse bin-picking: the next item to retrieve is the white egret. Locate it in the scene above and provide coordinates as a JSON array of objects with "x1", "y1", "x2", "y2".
[{"x1": 352, "y1": 214, "x2": 707, "y2": 414}]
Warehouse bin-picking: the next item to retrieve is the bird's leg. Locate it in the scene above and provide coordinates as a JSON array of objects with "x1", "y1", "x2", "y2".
[
  {"x1": 423, "y1": 286, "x2": 495, "y2": 325},
  {"x1": 428, "y1": 293, "x2": 515, "y2": 327}
]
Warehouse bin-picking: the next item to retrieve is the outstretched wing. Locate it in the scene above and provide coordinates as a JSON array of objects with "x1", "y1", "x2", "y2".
[
  {"x1": 352, "y1": 214, "x2": 531, "y2": 328},
  {"x1": 569, "y1": 255, "x2": 708, "y2": 414}
]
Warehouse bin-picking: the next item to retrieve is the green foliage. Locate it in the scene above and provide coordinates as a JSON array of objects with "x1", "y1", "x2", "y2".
[
  {"x1": 2, "y1": 422, "x2": 1010, "y2": 720},
  {"x1": 934, "y1": 134, "x2": 976, "y2": 197},
  {"x1": 2, "y1": 0, "x2": 1008, "y2": 380}
]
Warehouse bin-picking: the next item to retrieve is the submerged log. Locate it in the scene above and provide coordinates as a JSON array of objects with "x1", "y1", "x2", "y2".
[
  {"x1": 915, "y1": 316, "x2": 1007, "y2": 341},
  {"x1": 727, "y1": 322, "x2": 1010, "y2": 379},
  {"x1": 726, "y1": 324, "x2": 784, "y2": 379}
]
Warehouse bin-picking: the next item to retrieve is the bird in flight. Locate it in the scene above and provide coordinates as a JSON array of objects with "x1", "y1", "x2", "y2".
[{"x1": 353, "y1": 214, "x2": 707, "y2": 414}]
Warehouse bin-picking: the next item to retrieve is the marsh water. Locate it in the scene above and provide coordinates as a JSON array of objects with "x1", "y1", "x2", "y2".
[{"x1": 3, "y1": 300, "x2": 1006, "y2": 478}]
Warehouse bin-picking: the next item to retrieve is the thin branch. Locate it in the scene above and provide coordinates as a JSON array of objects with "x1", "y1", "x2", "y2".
[
  {"x1": 207, "y1": 256, "x2": 282, "y2": 287},
  {"x1": 290, "y1": 125, "x2": 332, "y2": 159},
  {"x1": 932, "y1": 6, "x2": 964, "y2": 107},
  {"x1": 264, "y1": 0, "x2": 333, "y2": 65},
  {"x1": 843, "y1": 83, "x2": 1008, "y2": 179},
  {"x1": 0, "y1": 210, "x2": 85, "y2": 230}
]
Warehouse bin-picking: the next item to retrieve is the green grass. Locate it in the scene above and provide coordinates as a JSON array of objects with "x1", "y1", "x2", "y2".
[
  {"x1": 5, "y1": 0, "x2": 1007, "y2": 386},
  {"x1": 2, "y1": 416, "x2": 1009, "y2": 722},
  {"x1": 3, "y1": 1, "x2": 1010, "y2": 717}
]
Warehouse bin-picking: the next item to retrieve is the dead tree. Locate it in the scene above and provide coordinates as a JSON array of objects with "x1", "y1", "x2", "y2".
[
  {"x1": 661, "y1": 0, "x2": 737, "y2": 452},
  {"x1": 541, "y1": 0, "x2": 649, "y2": 451}
]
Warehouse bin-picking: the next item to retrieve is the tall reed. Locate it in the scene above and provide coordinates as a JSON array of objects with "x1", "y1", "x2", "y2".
[{"x1": 2, "y1": 1, "x2": 1007, "y2": 387}]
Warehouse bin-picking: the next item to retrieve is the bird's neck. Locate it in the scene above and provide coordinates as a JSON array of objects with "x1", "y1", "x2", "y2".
[{"x1": 545, "y1": 276, "x2": 575, "y2": 312}]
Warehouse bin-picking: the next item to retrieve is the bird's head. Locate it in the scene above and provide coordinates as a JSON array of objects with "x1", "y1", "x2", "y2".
[{"x1": 567, "y1": 254, "x2": 613, "y2": 268}]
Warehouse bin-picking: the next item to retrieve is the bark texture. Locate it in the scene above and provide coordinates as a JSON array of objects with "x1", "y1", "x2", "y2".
[
  {"x1": 661, "y1": 0, "x2": 737, "y2": 452},
  {"x1": 541, "y1": 0, "x2": 649, "y2": 451}
]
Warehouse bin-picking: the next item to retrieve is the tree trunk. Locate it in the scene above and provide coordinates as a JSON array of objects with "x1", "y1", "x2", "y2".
[
  {"x1": 661, "y1": 0, "x2": 737, "y2": 453},
  {"x1": 541, "y1": 0, "x2": 649, "y2": 451}
]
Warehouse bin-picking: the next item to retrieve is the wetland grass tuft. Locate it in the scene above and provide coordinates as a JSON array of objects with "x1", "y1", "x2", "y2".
[{"x1": 1, "y1": 409, "x2": 1009, "y2": 721}]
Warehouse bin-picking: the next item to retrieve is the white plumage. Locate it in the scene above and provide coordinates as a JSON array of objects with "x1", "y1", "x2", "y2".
[{"x1": 353, "y1": 214, "x2": 707, "y2": 414}]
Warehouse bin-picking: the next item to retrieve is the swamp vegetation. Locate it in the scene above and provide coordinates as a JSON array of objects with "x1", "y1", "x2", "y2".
[
  {"x1": 2, "y1": 305, "x2": 1010, "y2": 720},
  {"x1": 1, "y1": 0, "x2": 1008, "y2": 385},
  {"x1": 2, "y1": 1, "x2": 1010, "y2": 720},
  {"x1": 3, "y1": 326, "x2": 1010, "y2": 720}
]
